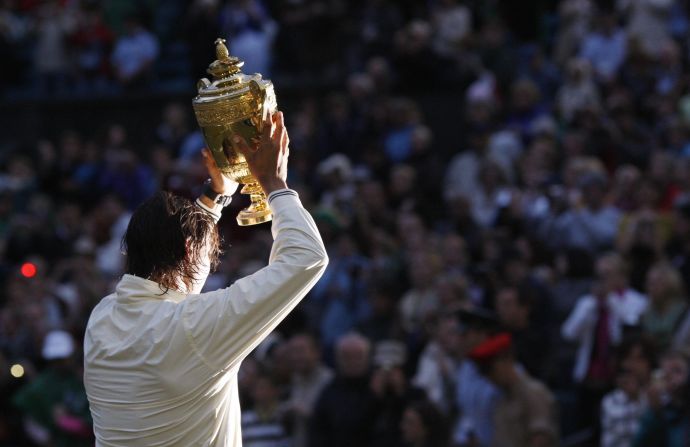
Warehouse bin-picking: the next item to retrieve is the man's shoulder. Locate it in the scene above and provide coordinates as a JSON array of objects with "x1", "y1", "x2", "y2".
[
  {"x1": 518, "y1": 373, "x2": 555, "y2": 405},
  {"x1": 86, "y1": 293, "x2": 117, "y2": 327}
]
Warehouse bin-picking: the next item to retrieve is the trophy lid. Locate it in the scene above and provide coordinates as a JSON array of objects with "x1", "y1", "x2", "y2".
[
  {"x1": 207, "y1": 38, "x2": 243, "y2": 79},
  {"x1": 194, "y1": 38, "x2": 259, "y2": 100}
]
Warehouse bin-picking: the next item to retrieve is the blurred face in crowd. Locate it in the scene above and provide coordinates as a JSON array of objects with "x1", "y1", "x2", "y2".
[
  {"x1": 336, "y1": 335, "x2": 370, "y2": 378},
  {"x1": 289, "y1": 335, "x2": 320, "y2": 376},
  {"x1": 441, "y1": 234, "x2": 467, "y2": 269},
  {"x1": 617, "y1": 369, "x2": 642, "y2": 398},
  {"x1": 488, "y1": 356, "x2": 514, "y2": 388},
  {"x1": 660, "y1": 353, "x2": 689, "y2": 395},
  {"x1": 408, "y1": 253, "x2": 438, "y2": 289},
  {"x1": 495, "y1": 288, "x2": 529, "y2": 331},
  {"x1": 252, "y1": 376, "x2": 279, "y2": 409},
  {"x1": 582, "y1": 182, "x2": 606, "y2": 210},
  {"x1": 595, "y1": 255, "x2": 627, "y2": 294},
  {"x1": 621, "y1": 344, "x2": 653, "y2": 385},
  {"x1": 645, "y1": 264, "x2": 681, "y2": 306},
  {"x1": 435, "y1": 273, "x2": 468, "y2": 308},
  {"x1": 400, "y1": 407, "x2": 426, "y2": 445},
  {"x1": 436, "y1": 316, "x2": 460, "y2": 356}
]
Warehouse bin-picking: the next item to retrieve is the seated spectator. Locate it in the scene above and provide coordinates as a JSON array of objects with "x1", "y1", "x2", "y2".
[
  {"x1": 369, "y1": 340, "x2": 426, "y2": 445},
  {"x1": 579, "y1": 13, "x2": 627, "y2": 83},
  {"x1": 400, "y1": 399, "x2": 450, "y2": 447},
  {"x1": 540, "y1": 173, "x2": 621, "y2": 254},
  {"x1": 600, "y1": 367, "x2": 647, "y2": 447},
  {"x1": 555, "y1": 58, "x2": 600, "y2": 122},
  {"x1": 398, "y1": 251, "x2": 441, "y2": 334},
  {"x1": 641, "y1": 263, "x2": 688, "y2": 349},
  {"x1": 470, "y1": 333, "x2": 559, "y2": 447},
  {"x1": 309, "y1": 333, "x2": 379, "y2": 447},
  {"x1": 286, "y1": 333, "x2": 333, "y2": 447},
  {"x1": 412, "y1": 314, "x2": 460, "y2": 414},
  {"x1": 241, "y1": 372, "x2": 291, "y2": 447},
  {"x1": 111, "y1": 14, "x2": 159, "y2": 87},
  {"x1": 70, "y1": 3, "x2": 114, "y2": 90},
  {"x1": 13, "y1": 330, "x2": 92, "y2": 447},
  {"x1": 633, "y1": 350, "x2": 690, "y2": 447}
]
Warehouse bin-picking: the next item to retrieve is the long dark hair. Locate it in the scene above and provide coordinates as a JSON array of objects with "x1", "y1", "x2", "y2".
[{"x1": 122, "y1": 191, "x2": 221, "y2": 292}]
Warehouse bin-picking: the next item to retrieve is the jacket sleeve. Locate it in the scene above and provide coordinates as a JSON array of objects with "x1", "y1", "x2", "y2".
[
  {"x1": 561, "y1": 296, "x2": 597, "y2": 341},
  {"x1": 181, "y1": 190, "x2": 329, "y2": 372}
]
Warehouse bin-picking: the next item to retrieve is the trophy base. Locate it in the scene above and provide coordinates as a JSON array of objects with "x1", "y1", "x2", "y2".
[{"x1": 236, "y1": 207, "x2": 272, "y2": 226}]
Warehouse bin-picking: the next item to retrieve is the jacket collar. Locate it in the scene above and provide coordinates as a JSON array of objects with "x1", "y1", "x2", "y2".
[{"x1": 115, "y1": 274, "x2": 187, "y2": 304}]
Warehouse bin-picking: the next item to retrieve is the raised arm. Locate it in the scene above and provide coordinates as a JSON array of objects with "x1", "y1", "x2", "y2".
[{"x1": 181, "y1": 111, "x2": 328, "y2": 372}]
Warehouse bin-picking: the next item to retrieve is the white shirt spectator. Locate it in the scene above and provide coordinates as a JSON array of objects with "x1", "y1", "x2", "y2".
[
  {"x1": 601, "y1": 388, "x2": 646, "y2": 447},
  {"x1": 112, "y1": 28, "x2": 159, "y2": 80},
  {"x1": 562, "y1": 289, "x2": 648, "y2": 382},
  {"x1": 580, "y1": 29, "x2": 627, "y2": 81}
]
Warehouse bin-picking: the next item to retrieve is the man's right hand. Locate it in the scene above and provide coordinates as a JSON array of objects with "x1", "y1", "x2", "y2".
[{"x1": 232, "y1": 111, "x2": 289, "y2": 194}]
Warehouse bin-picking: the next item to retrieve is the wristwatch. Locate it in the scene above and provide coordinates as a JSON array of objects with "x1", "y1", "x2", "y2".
[{"x1": 203, "y1": 179, "x2": 233, "y2": 207}]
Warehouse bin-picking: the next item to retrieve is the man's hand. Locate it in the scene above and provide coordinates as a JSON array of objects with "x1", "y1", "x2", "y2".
[
  {"x1": 232, "y1": 111, "x2": 289, "y2": 194},
  {"x1": 202, "y1": 148, "x2": 239, "y2": 196}
]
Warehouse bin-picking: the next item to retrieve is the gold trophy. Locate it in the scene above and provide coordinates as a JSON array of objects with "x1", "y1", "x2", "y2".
[{"x1": 192, "y1": 38, "x2": 278, "y2": 226}]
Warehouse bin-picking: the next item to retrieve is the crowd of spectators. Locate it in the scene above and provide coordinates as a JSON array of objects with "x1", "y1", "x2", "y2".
[{"x1": 2, "y1": 0, "x2": 690, "y2": 446}]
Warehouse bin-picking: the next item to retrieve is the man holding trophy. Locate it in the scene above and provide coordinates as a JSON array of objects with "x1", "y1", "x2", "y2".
[{"x1": 83, "y1": 39, "x2": 328, "y2": 446}]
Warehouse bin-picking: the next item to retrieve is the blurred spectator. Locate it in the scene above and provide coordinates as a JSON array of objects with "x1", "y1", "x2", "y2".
[
  {"x1": 470, "y1": 333, "x2": 559, "y2": 447},
  {"x1": 619, "y1": 0, "x2": 673, "y2": 58},
  {"x1": 70, "y1": 4, "x2": 114, "y2": 91},
  {"x1": 286, "y1": 333, "x2": 333, "y2": 447},
  {"x1": 562, "y1": 253, "x2": 648, "y2": 382},
  {"x1": 597, "y1": 335, "x2": 655, "y2": 446},
  {"x1": 641, "y1": 263, "x2": 688, "y2": 349},
  {"x1": 12, "y1": 330, "x2": 92, "y2": 447},
  {"x1": 494, "y1": 285, "x2": 550, "y2": 379},
  {"x1": 579, "y1": 13, "x2": 626, "y2": 83},
  {"x1": 633, "y1": 349, "x2": 690, "y2": 447},
  {"x1": 540, "y1": 173, "x2": 621, "y2": 254},
  {"x1": 369, "y1": 340, "x2": 426, "y2": 446},
  {"x1": 452, "y1": 308, "x2": 500, "y2": 447},
  {"x1": 111, "y1": 14, "x2": 159, "y2": 87},
  {"x1": 309, "y1": 332, "x2": 379, "y2": 447},
  {"x1": 412, "y1": 314, "x2": 459, "y2": 414},
  {"x1": 600, "y1": 366, "x2": 647, "y2": 447},
  {"x1": 430, "y1": 0, "x2": 471, "y2": 58},
  {"x1": 33, "y1": 1, "x2": 76, "y2": 95},
  {"x1": 400, "y1": 399, "x2": 450, "y2": 447},
  {"x1": 241, "y1": 373, "x2": 291, "y2": 447},
  {"x1": 556, "y1": 58, "x2": 600, "y2": 122},
  {"x1": 221, "y1": 0, "x2": 276, "y2": 76},
  {"x1": 562, "y1": 252, "x2": 648, "y2": 435}
]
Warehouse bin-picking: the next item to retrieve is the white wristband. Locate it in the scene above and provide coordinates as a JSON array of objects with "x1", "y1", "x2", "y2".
[{"x1": 195, "y1": 198, "x2": 222, "y2": 223}]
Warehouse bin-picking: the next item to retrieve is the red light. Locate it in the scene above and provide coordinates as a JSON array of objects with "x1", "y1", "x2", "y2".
[{"x1": 20, "y1": 263, "x2": 37, "y2": 278}]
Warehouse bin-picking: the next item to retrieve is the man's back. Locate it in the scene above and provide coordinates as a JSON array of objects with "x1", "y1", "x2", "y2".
[
  {"x1": 85, "y1": 191, "x2": 328, "y2": 446},
  {"x1": 85, "y1": 278, "x2": 243, "y2": 447}
]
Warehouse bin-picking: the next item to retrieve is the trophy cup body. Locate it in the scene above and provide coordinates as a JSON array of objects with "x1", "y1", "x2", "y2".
[{"x1": 192, "y1": 39, "x2": 277, "y2": 226}]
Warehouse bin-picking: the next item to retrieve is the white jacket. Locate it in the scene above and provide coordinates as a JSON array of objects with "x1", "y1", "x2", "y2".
[
  {"x1": 561, "y1": 289, "x2": 647, "y2": 382},
  {"x1": 84, "y1": 191, "x2": 328, "y2": 446}
]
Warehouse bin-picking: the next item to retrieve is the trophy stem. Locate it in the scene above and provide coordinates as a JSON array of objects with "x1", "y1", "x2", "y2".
[{"x1": 236, "y1": 181, "x2": 272, "y2": 226}]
